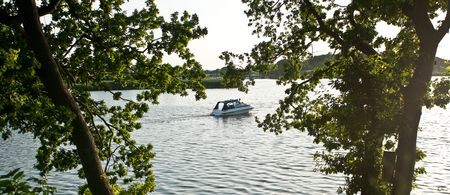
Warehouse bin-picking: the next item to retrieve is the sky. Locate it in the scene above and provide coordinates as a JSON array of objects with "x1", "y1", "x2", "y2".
[
  {"x1": 154, "y1": 0, "x2": 261, "y2": 70},
  {"x1": 128, "y1": 0, "x2": 450, "y2": 70}
]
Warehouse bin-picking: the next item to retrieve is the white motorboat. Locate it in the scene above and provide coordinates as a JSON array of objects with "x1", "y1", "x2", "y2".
[{"x1": 210, "y1": 99, "x2": 253, "y2": 116}]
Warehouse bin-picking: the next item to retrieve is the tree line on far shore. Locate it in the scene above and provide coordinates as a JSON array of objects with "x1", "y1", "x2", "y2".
[
  {"x1": 81, "y1": 54, "x2": 448, "y2": 90},
  {"x1": 206, "y1": 54, "x2": 450, "y2": 80}
]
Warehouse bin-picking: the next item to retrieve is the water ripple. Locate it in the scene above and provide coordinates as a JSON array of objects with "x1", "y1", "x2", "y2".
[{"x1": 1, "y1": 79, "x2": 449, "y2": 194}]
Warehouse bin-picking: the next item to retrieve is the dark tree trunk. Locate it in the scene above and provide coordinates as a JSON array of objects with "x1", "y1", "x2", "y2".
[
  {"x1": 393, "y1": 38, "x2": 437, "y2": 195},
  {"x1": 393, "y1": 0, "x2": 450, "y2": 193},
  {"x1": 17, "y1": 0, "x2": 113, "y2": 194}
]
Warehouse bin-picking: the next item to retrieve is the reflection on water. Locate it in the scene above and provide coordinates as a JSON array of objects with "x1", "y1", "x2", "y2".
[{"x1": 0, "y1": 79, "x2": 449, "y2": 194}]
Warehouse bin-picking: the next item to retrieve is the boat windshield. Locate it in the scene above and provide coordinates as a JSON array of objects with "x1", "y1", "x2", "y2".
[
  {"x1": 222, "y1": 102, "x2": 236, "y2": 111},
  {"x1": 213, "y1": 100, "x2": 241, "y2": 111}
]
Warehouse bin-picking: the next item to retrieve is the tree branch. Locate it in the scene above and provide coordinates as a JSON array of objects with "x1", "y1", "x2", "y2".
[
  {"x1": 303, "y1": 0, "x2": 345, "y2": 46},
  {"x1": 411, "y1": 0, "x2": 435, "y2": 40},
  {"x1": 436, "y1": 0, "x2": 450, "y2": 38},
  {"x1": 270, "y1": 0, "x2": 285, "y2": 12},
  {"x1": 0, "y1": 8, "x2": 25, "y2": 36},
  {"x1": 38, "y1": 0, "x2": 61, "y2": 16},
  {"x1": 345, "y1": 4, "x2": 378, "y2": 55},
  {"x1": 0, "y1": 0, "x2": 60, "y2": 26},
  {"x1": 74, "y1": 98, "x2": 104, "y2": 145},
  {"x1": 107, "y1": 90, "x2": 134, "y2": 102},
  {"x1": 303, "y1": 0, "x2": 378, "y2": 56},
  {"x1": 401, "y1": 2, "x2": 414, "y2": 18}
]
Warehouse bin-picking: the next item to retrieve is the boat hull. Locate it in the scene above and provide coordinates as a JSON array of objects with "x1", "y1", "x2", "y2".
[{"x1": 210, "y1": 106, "x2": 253, "y2": 116}]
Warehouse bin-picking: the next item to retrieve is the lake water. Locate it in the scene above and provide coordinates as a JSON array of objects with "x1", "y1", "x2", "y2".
[{"x1": 1, "y1": 79, "x2": 449, "y2": 194}]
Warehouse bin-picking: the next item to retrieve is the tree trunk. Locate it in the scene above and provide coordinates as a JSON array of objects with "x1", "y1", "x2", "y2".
[
  {"x1": 392, "y1": 0, "x2": 450, "y2": 192},
  {"x1": 17, "y1": 1, "x2": 113, "y2": 194},
  {"x1": 393, "y1": 39, "x2": 437, "y2": 195}
]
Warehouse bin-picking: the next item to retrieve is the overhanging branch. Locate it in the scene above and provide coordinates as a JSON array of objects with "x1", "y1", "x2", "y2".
[
  {"x1": 303, "y1": 0, "x2": 378, "y2": 56},
  {"x1": 303, "y1": 0, "x2": 346, "y2": 46},
  {"x1": 38, "y1": 0, "x2": 61, "y2": 16}
]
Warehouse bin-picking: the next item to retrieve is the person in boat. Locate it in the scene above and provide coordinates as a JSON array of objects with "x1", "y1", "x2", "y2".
[
  {"x1": 222, "y1": 104, "x2": 228, "y2": 111},
  {"x1": 223, "y1": 101, "x2": 235, "y2": 111}
]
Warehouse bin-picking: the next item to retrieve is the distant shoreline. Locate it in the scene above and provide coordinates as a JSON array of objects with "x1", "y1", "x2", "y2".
[
  {"x1": 76, "y1": 76, "x2": 449, "y2": 91},
  {"x1": 75, "y1": 77, "x2": 233, "y2": 91}
]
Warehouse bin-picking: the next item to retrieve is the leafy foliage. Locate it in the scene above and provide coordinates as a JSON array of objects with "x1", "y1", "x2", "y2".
[
  {"x1": 0, "y1": 169, "x2": 56, "y2": 195},
  {"x1": 1, "y1": 0, "x2": 207, "y2": 193},
  {"x1": 222, "y1": 0, "x2": 450, "y2": 194}
]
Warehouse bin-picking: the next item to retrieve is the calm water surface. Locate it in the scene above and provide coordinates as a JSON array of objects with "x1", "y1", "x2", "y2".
[{"x1": 1, "y1": 79, "x2": 449, "y2": 194}]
